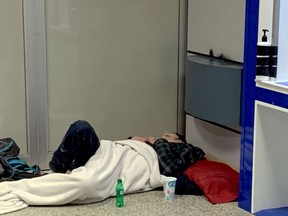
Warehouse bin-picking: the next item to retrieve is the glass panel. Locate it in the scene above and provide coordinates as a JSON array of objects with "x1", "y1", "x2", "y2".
[
  {"x1": 0, "y1": 1, "x2": 27, "y2": 153},
  {"x1": 45, "y1": 0, "x2": 178, "y2": 152}
]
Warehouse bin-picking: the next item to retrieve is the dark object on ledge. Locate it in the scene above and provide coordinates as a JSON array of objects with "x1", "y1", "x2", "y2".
[{"x1": 185, "y1": 55, "x2": 242, "y2": 125}]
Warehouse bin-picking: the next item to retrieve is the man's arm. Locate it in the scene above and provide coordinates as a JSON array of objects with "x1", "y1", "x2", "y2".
[
  {"x1": 153, "y1": 138, "x2": 205, "y2": 177},
  {"x1": 153, "y1": 138, "x2": 184, "y2": 177}
]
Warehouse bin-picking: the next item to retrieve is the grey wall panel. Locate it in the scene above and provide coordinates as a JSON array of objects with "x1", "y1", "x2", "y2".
[{"x1": 185, "y1": 55, "x2": 242, "y2": 125}]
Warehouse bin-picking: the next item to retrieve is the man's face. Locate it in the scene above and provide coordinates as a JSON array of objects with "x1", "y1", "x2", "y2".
[
  {"x1": 162, "y1": 132, "x2": 183, "y2": 143},
  {"x1": 131, "y1": 132, "x2": 183, "y2": 144}
]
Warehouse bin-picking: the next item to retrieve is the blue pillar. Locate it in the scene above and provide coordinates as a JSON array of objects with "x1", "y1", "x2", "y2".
[{"x1": 238, "y1": 0, "x2": 259, "y2": 212}]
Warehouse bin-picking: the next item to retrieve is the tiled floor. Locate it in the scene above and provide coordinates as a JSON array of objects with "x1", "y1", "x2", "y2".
[{"x1": 3, "y1": 191, "x2": 254, "y2": 216}]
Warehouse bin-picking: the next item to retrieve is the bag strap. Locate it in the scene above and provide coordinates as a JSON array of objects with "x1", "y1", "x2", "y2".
[
  {"x1": 0, "y1": 138, "x2": 20, "y2": 158},
  {"x1": 6, "y1": 157, "x2": 42, "y2": 180},
  {"x1": 0, "y1": 140, "x2": 14, "y2": 154}
]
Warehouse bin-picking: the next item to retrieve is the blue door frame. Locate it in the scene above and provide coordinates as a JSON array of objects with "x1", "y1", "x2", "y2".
[
  {"x1": 238, "y1": 0, "x2": 259, "y2": 212},
  {"x1": 239, "y1": 0, "x2": 288, "y2": 212}
]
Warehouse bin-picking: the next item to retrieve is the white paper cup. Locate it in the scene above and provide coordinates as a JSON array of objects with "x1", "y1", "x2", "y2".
[{"x1": 162, "y1": 176, "x2": 177, "y2": 201}]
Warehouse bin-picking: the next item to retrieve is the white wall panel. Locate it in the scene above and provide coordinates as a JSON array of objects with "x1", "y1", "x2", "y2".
[{"x1": 186, "y1": 115, "x2": 240, "y2": 171}]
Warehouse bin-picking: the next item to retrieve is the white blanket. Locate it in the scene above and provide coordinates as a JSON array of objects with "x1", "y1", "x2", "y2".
[{"x1": 0, "y1": 140, "x2": 163, "y2": 215}]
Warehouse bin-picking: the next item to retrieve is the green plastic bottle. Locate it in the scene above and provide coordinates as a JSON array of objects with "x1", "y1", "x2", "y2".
[{"x1": 115, "y1": 178, "x2": 124, "y2": 207}]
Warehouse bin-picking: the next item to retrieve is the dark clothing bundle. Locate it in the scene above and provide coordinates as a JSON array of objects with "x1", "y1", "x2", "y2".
[{"x1": 49, "y1": 120, "x2": 204, "y2": 195}]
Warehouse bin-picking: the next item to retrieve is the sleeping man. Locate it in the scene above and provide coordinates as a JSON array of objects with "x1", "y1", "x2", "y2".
[
  {"x1": 0, "y1": 120, "x2": 205, "y2": 214},
  {"x1": 49, "y1": 120, "x2": 205, "y2": 194}
]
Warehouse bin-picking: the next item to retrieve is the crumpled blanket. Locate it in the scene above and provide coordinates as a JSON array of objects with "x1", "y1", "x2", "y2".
[{"x1": 0, "y1": 140, "x2": 163, "y2": 215}]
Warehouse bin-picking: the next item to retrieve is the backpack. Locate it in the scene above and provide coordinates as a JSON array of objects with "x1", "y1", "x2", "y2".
[{"x1": 0, "y1": 138, "x2": 42, "y2": 180}]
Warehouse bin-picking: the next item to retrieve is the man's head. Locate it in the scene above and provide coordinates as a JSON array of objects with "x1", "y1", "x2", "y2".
[{"x1": 161, "y1": 132, "x2": 187, "y2": 143}]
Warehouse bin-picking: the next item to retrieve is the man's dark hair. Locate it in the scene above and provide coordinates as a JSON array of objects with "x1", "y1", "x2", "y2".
[{"x1": 176, "y1": 133, "x2": 187, "y2": 143}]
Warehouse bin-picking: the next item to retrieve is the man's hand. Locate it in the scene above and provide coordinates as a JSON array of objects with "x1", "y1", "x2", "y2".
[{"x1": 130, "y1": 136, "x2": 156, "y2": 145}]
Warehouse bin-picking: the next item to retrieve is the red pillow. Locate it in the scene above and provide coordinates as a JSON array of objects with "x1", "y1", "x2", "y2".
[{"x1": 184, "y1": 159, "x2": 239, "y2": 204}]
